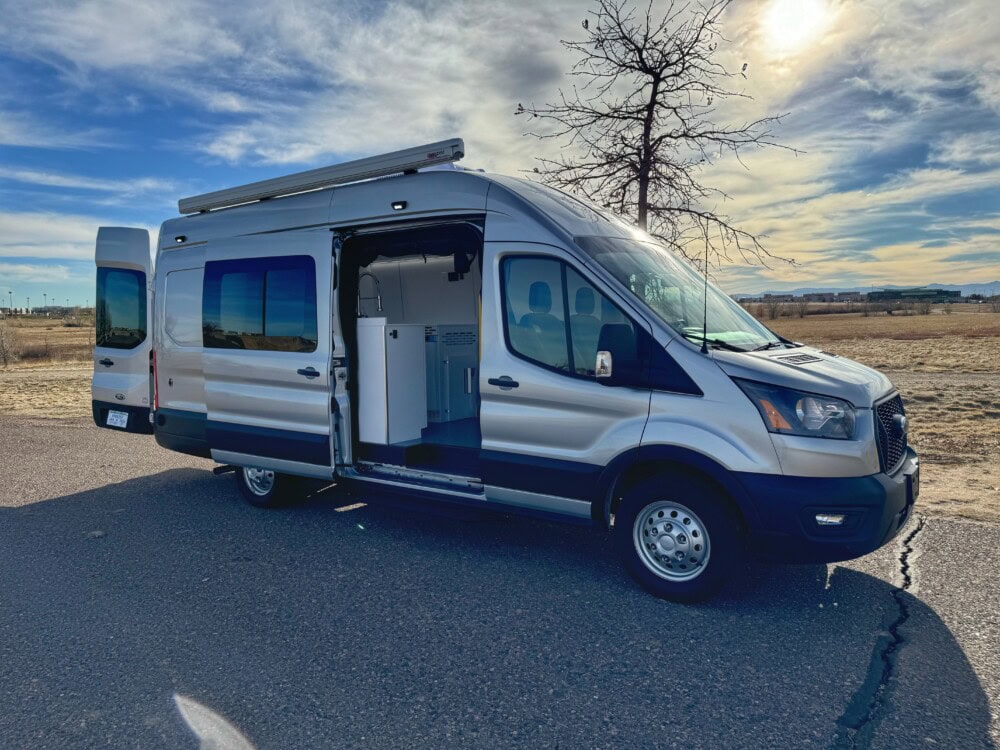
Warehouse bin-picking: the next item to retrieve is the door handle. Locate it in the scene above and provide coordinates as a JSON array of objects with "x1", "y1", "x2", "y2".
[
  {"x1": 99, "y1": 358, "x2": 114, "y2": 367},
  {"x1": 297, "y1": 367, "x2": 320, "y2": 379},
  {"x1": 487, "y1": 376, "x2": 519, "y2": 389}
]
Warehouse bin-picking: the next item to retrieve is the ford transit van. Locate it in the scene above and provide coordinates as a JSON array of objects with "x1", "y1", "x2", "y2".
[{"x1": 92, "y1": 138, "x2": 919, "y2": 601}]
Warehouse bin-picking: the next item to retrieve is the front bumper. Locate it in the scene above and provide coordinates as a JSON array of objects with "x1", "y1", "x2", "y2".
[{"x1": 736, "y1": 447, "x2": 919, "y2": 563}]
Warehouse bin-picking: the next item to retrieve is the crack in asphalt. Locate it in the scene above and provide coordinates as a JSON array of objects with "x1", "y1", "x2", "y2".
[{"x1": 831, "y1": 514, "x2": 925, "y2": 750}]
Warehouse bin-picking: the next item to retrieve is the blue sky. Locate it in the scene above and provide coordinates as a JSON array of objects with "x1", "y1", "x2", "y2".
[{"x1": 0, "y1": 0, "x2": 998, "y2": 308}]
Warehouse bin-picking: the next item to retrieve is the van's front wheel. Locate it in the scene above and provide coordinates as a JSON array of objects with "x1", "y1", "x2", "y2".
[
  {"x1": 614, "y1": 476, "x2": 744, "y2": 602},
  {"x1": 236, "y1": 466, "x2": 295, "y2": 508}
]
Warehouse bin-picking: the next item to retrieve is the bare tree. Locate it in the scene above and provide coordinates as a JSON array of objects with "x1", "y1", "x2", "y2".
[
  {"x1": 517, "y1": 0, "x2": 797, "y2": 267},
  {"x1": 764, "y1": 297, "x2": 782, "y2": 320},
  {"x1": 0, "y1": 321, "x2": 20, "y2": 367}
]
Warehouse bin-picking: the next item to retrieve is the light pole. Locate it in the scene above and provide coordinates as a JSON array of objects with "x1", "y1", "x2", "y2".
[
  {"x1": 43, "y1": 293, "x2": 47, "y2": 310},
  {"x1": 7, "y1": 290, "x2": 11, "y2": 313},
  {"x1": 26, "y1": 296, "x2": 30, "y2": 314}
]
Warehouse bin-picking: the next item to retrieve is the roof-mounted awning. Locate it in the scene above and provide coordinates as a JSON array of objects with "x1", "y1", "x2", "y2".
[{"x1": 178, "y1": 138, "x2": 465, "y2": 214}]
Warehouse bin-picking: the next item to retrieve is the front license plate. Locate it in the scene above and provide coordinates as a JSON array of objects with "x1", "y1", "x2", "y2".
[
  {"x1": 106, "y1": 410, "x2": 128, "y2": 429},
  {"x1": 911, "y1": 465, "x2": 920, "y2": 500}
]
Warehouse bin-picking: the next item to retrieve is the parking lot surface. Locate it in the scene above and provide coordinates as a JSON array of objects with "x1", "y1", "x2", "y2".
[{"x1": 1, "y1": 415, "x2": 997, "y2": 748}]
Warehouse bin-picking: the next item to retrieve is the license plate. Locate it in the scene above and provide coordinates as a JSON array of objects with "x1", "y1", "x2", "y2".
[
  {"x1": 106, "y1": 410, "x2": 128, "y2": 429},
  {"x1": 911, "y1": 465, "x2": 920, "y2": 500}
]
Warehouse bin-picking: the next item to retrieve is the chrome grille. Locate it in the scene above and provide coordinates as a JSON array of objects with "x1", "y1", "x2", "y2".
[{"x1": 875, "y1": 394, "x2": 907, "y2": 473}]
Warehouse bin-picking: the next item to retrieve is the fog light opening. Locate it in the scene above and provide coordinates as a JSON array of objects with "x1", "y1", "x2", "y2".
[{"x1": 815, "y1": 513, "x2": 846, "y2": 527}]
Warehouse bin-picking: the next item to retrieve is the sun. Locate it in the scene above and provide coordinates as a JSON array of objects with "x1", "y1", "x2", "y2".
[{"x1": 761, "y1": 0, "x2": 833, "y2": 57}]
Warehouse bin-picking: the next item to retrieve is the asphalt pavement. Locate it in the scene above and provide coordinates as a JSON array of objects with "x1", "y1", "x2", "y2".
[{"x1": 0, "y1": 415, "x2": 996, "y2": 749}]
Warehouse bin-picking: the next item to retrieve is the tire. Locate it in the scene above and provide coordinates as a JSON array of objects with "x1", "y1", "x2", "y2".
[
  {"x1": 613, "y1": 473, "x2": 745, "y2": 602},
  {"x1": 234, "y1": 466, "x2": 300, "y2": 508}
]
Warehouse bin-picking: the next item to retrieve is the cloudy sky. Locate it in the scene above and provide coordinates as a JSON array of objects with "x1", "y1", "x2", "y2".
[{"x1": 0, "y1": 0, "x2": 997, "y2": 307}]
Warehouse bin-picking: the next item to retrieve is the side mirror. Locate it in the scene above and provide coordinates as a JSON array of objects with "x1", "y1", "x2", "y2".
[
  {"x1": 596, "y1": 323, "x2": 642, "y2": 387},
  {"x1": 596, "y1": 350, "x2": 613, "y2": 378}
]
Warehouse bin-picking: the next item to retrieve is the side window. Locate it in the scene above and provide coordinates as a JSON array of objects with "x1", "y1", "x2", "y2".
[
  {"x1": 164, "y1": 269, "x2": 203, "y2": 347},
  {"x1": 501, "y1": 257, "x2": 640, "y2": 379},
  {"x1": 96, "y1": 267, "x2": 146, "y2": 349},
  {"x1": 202, "y1": 255, "x2": 317, "y2": 352},
  {"x1": 502, "y1": 257, "x2": 570, "y2": 373},
  {"x1": 565, "y1": 266, "x2": 637, "y2": 377}
]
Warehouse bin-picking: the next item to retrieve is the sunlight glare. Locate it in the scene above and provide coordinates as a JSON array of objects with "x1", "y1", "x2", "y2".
[{"x1": 762, "y1": 0, "x2": 832, "y2": 57}]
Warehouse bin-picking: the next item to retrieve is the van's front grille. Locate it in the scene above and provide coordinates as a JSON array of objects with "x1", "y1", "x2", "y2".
[{"x1": 875, "y1": 394, "x2": 907, "y2": 473}]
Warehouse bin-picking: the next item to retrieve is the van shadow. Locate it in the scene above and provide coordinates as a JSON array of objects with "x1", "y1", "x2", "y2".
[{"x1": 0, "y1": 469, "x2": 993, "y2": 749}]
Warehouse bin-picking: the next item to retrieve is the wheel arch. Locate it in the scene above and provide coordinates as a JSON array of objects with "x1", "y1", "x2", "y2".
[{"x1": 592, "y1": 445, "x2": 760, "y2": 531}]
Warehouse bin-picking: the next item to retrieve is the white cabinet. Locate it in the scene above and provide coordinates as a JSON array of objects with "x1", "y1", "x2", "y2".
[{"x1": 357, "y1": 318, "x2": 427, "y2": 445}]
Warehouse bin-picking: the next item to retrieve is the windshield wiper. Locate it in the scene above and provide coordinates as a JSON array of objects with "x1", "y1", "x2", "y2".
[
  {"x1": 681, "y1": 331, "x2": 748, "y2": 352},
  {"x1": 752, "y1": 341, "x2": 785, "y2": 351}
]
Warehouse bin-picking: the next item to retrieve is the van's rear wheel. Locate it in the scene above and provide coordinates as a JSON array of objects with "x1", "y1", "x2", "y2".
[
  {"x1": 614, "y1": 475, "x2": 744, "y2": 602},
  {"x1": 235, "y1": 466, "x2": 295, "y2": 508}
]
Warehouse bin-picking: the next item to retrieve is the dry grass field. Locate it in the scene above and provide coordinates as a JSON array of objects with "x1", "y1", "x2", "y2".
[{"x1": 1, "y1": 307, "x2": 998, "y2": 523}]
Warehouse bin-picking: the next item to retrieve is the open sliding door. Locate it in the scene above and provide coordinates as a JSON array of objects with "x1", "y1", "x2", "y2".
[{"x1": 201, "y1": 228, "x2": 335, "y2": 478}]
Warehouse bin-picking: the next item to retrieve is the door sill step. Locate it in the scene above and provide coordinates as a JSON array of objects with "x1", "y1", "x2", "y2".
[{"x1": 352, "y1": 462, "x2": 484, "y2": 494}]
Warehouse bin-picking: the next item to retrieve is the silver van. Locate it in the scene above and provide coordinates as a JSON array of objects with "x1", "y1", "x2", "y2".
[{"x1": 92, "y1": 138, "x2": 919, "y2": 601}]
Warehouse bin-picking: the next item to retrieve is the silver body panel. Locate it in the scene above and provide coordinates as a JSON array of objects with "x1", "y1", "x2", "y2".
[
  {"x1": 212, "y1": 450, "x2": 334, "y2": 481},
  {"x1": 200, "y1": 230, "x2": 333, "y2": 464},
  {"x1": 154, "y1": 247, "x2": 206, "y2": 415},
  {"x1": 479, "y1": 241, "x2": 652, "y2": 473}
]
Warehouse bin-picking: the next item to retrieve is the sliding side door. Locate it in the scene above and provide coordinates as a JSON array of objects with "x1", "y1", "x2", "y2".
[{"x1": 201, "y1": 229, "x2": 334, "y2": 478}]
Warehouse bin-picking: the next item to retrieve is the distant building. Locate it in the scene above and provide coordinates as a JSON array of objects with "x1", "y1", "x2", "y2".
[
  {"x1": 762, "y1": 293, "x2": 794, "y2": 302},
  {"x1": 867, "y1": 287, "x2": 961, "y2": 302},
  {"x1": 802, "y1": 292, "x2": 837, "y2": 302},
  {"x1": 836, "y1": 292, "x2": 864, "y2": 301}
]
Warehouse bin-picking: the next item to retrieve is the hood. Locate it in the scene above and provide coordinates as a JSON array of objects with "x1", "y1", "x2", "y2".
[{"x1": 711, "y1": 346, "x2": 894, "y2": 408}]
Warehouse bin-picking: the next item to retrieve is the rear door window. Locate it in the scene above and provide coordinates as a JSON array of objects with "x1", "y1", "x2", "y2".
[{"x1": 96, "y1": 267, "x2": 147, "y2": 349}]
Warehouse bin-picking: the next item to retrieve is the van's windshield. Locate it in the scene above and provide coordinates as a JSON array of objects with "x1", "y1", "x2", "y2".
[{"x1": 575, "y1": 235, "x2": 781, "y2": 352}]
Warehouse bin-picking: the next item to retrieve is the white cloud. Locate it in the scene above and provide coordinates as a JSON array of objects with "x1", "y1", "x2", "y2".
[
  {"x1": 0, "y1": 211, "x2": 104, "y2": 260},
  {"x1": 0, "y1": 108, "x2": 110, "y2": 148},
  {"x1": 0, "y1": 166, "x2": 180, "y2": 195},
  {"x1": 0, "y1": 261, "x2": 78, "y2": 284},
  {"x1": 0, "y1": 211, "x2": 156, "y2": 261}
]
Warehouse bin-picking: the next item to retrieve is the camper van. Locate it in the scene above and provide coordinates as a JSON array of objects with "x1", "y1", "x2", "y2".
[{"x1": 92, "y1": 138, "x2": 918, "y2": 601}]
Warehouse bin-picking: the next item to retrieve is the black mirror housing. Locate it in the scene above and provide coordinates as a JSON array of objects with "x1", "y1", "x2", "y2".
[{"x1": 597, "y1": 323, "x2": 642, "y2": 386}]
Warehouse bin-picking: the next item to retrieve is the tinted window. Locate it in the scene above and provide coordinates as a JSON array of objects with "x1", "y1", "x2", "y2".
[
  {"x1": 164, "y1": 268, "x2": 203, "y2": 347},
  {"x1": 502, "y1": 257, "x2": 570, "y2": 373},
  {"x1": 501, "y1": 257, "x2": 638, "y2": 379},
  {"x1": 566, "y1": 266, "x2": 635, "y2": 377},
  {"x1": 96, "y1": 267, "x2": 146, "y2": 349},
  {"x1": 203, "y1": 256, "x2": 317, "y2": 352}
]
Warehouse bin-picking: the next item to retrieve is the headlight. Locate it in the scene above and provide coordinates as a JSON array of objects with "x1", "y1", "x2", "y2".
[{"x1": 734, "y1": 379, "x2": 856, "y2": 440}]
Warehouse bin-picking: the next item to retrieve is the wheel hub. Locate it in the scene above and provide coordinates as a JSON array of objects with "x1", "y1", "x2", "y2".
[
  {"x1": 633, "y1": 501, "x2": 710, "y2": 582},
  {"x1": 243, "y1": 467, "x2": 275, "y2": 496}
]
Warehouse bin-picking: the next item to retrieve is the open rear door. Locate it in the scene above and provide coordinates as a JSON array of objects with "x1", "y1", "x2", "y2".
[{"x1": 92, "y1": 227, "x2": 154, "y2": 433}]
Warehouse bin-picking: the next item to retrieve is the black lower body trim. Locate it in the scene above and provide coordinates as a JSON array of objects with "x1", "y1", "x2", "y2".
[
  {"x1": 480, "y1": 450, "x2": 602, "y2": 499},
  {"x1": 154, "y1": 408, "x2": 209, "y2": 458},
  {"x1": 92, "y1": 400, "x2": 153, "y2": 435},
  {"x1": 206, "y1": 419, "x2": 330, "y2": 466}
]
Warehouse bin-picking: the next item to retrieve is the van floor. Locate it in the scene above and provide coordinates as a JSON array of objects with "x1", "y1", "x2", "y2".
[{"x1": 357, "y1": 418, "x2": 481, "y2": 477}]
